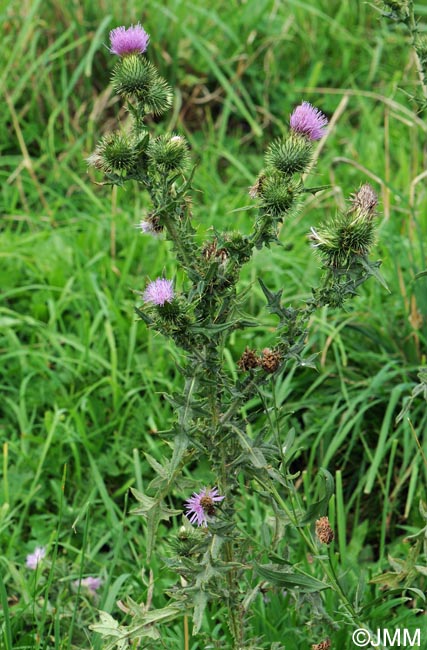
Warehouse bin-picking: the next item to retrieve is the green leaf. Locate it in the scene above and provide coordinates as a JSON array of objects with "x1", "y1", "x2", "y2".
[
  {"x1": 130, "y1": 489, "x2": 182, "y2": 561},
  {"x1": 359, "y1": 256, "x2": 391, "y2": 292},
  {"x1": 232, "y1": 426, "x2": 268, "y2": 469},
  {"x1": 302, "y1": 184, "x2": 330, "y2": 194},
  {"x1": 256, "y1": 565, "x2": 330, "y2": 593},
  {"x1": 299, "y1": 468, "x2": 335, "y2": 525},
  {"x1": 89, "y1": 611, "x2": 129, "y2": 650},
  {"x1": 192, "y1": 590, "x2": 208, "y2": 635}
]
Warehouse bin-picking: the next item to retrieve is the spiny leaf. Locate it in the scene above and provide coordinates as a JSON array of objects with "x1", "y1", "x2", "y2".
[{"x1": 256, "y1": 565, "x2": 330, "y2": 592}]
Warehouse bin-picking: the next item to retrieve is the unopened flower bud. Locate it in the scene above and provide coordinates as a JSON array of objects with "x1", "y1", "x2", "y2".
[
  {"x1": 265, "y1": 134, "x2": 313, "y2": 176},
  {"x1": 309, "y1": 184, "x2": 379, "y2": 267},
  {"x1": 143, "y1": 75, "x2": 173, "y2": 116},
  {"x1": 112, "y1": 54, "x2": 156, "y2": 98},
  {"x1": 89, "y1": 133, "x2": 137, "y2": 173},
  {"x1": 258, "y1": 175, "x2": 302, "y2": 218},
  {"x1": 147, "y1": 134, "x2": 190, "y2": 173}
]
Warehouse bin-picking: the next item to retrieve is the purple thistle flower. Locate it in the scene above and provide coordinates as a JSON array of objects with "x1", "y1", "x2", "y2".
[
  {"x1": 73, "y1": 576, "x2": 102, "y2": 593},
  {"x1": 143, "y1": 278, "x2": 174, "y2": 306},
  {"x1": 184, "y1": 487, "x2": 225, "y2": 527},
  {"x1": 109, "y1": 24, "x2": 150, "y2": 56},
  {"x1": 136, "y1": 219, "x2": 162, "y2": 237},
  {"x1": 290, "y1": 101, "x2": 328, "y2": 141},
  {"x1": 26, "y1": 546, "x2": 46, "y2": 570}
]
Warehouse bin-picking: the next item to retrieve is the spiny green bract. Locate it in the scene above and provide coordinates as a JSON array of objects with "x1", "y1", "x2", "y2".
[
  {"x1": 311, "y1": 211, "x2": 377, "y2": 268},
  {"x1": 380, "y1": 0, "x2": 410, "y2": 20},
  {"x1": 265, "y1": 135, "x2": 313, "y2": 176},
  {"x1": 143, "y1": 76, "x2": 173, "y2": 115},
  {"x1": 258, "y1": 174, "x2": 302, "y2": 218},
  {"x1": 147, "y1": 134, "x2": 190, "y2": 173},
  {"x1": 96, "y1": 132, "x2": 137, "y2": 173},
  {"x1": 112, "y1": 54, "x2": 156, "y2": 98}
]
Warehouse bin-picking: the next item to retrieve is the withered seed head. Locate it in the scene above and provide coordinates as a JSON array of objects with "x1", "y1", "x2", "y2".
[
  {"x1": 238, "y1": 347, "x2": 260, "y2": 371},
  {"x1": 315, "y1": 516, "x2": 334, "y2": 545},
  {"x1": 349, "y1": 183, "x2": 378, "y2": 218},
  {"x1": 260, "y1": 348, "x2": 281, "y2": 373}
]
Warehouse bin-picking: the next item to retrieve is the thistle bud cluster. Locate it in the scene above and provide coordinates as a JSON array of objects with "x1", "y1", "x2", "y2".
[
  {"x1": 87, "y1": 24, "x2": 187, "y2": 182},
  {"x1": 249, "y1": 102, "x2": 328, "y2": 246}
]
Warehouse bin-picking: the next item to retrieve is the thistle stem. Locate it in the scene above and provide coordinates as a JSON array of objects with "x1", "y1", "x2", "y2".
[
  {"x1": 161, "y1": 210, "x2": 195, "y2": 274},
  {"x1": 407, "y1": 2, "x2": 427, "y2": 100}
]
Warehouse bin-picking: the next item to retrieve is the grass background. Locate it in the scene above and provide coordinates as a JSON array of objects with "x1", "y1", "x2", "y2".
[{"x1": 1, "y1": 0, "x2": 427, "y2": 648}]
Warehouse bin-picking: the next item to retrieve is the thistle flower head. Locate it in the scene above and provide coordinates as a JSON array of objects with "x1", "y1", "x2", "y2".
[
  {"x1": 143, "y1": 278, "x2": 174, "y2": 306},
  {"x1": 136, "y1": 215, "x2": 163, "y2": 237},
  {"x1": 184, "y1": 487, "x2": 225, "y2": 527},
  {"x1": 290, "y1": 101, "x2": 328, "y2": 141},
  {"x1": 349, "y1": 183, "x2": 378, "y2": 219},
  {"x1": 109, "y1": 24, "x2": 150, "y2": 56},
  {"x1": 73, "y1": 576, "x2": 102, "y2": 593},
  {"x1": 26, "y1": 546, "x2": 46, "y2": 570}
]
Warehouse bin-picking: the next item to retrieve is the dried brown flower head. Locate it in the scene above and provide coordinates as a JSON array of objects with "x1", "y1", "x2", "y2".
[
  {"x1": 315, "y1": 516, "x2": 334, "y2": 545},
  {"x1": 260, "y1": 348, "x2": 281, "y2": 373},
  {"x1": 349, "y1": 183, "x2": 378, "y2": 219},
  {"x1": 238, "y1": 347, "x2": 260, "y2": 371}
]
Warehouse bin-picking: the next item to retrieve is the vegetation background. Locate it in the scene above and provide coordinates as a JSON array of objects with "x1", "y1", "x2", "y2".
[{"x1": 1, "y1": 0, "x2": 426, "y2": 647}]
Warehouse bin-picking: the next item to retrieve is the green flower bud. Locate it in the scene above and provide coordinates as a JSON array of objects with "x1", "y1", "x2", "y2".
[
  {"x1": 89, "y1": 132, "x2": 137, "y2": 173},
  {"x1": 147, "y1": 134, "x2": 190, "y2": 173},
  {"x1": 258, "y1": 174, "x2": 302, "y2": 218},
  {"x1": 111, "y1": 54, "x2": 156, "y2": 98},
  {"x1": 381, "y1": 0, "x2": 409, "y2": 19},
  {"x1": 309, "y1": 184, "x2": 378, "y2": 267},
  {"x1": 265, "y1": 134, "x2": 313, "y2": 176},
  {"x1": 143, "y1": 74, "x2": 173, "y2": 115}
]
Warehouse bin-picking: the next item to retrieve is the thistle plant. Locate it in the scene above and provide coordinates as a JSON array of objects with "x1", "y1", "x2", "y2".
[
  {"x1": 376, "y1": 0, "x2": 427, "y2": 110},
  {"x1": 87, "y1": 22, "x2": 385, "y2": 649}
]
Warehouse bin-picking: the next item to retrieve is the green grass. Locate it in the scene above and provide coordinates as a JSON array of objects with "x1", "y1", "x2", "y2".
[{"x1": 1, "y1": 0, "x2": 427, "y2": 648}]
